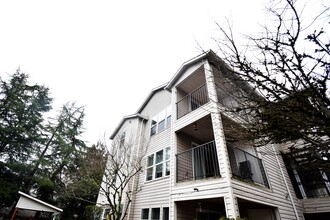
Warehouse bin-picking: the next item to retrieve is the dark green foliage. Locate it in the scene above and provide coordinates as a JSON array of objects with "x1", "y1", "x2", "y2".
[
  {"x1": 0, "y1": 70, "x2": 101, "y2": 218},
  {"x1": 0, "y1": 70, "x2": 52, "y2": 208},
  {"x1": 0, "y1": 70, "x2": 52, "y2": 162},
  {"x1": 58, "y1": 144, "x2": 106, "y2": 219}
]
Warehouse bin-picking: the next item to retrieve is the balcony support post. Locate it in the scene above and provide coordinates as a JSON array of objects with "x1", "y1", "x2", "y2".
[{"x1": 204, "y1": 61, "x2": 240, "y2": 219}]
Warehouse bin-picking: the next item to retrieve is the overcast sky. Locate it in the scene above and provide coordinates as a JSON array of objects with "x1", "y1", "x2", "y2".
[{"x1": 0, "y1": 0, "x2": 268, "y2": 144}]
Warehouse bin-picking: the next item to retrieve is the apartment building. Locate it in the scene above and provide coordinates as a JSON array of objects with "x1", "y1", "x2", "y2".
[{"x1": 96, "y1": 50, "x2": 330, "y2": 220}]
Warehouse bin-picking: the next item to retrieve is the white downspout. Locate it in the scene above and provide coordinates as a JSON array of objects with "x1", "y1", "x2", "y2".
[{"x1": 272, "y1": 144, "x2": 300, "y2": 220}]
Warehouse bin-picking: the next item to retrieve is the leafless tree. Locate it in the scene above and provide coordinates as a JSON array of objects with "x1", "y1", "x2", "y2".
[
  {"x1": 206, "y1": 0, "x2": 329, "y2": 170},
  {"x1": 98, "y1": 133, "x2": 147, "y2": 220}
]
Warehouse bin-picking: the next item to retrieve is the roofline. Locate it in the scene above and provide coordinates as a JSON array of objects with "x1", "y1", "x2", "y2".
[
  {"x1": 164, "y1": 50, "x2": 260, "y2": 100},
  {"x1": 165, "y1": 50, "x2": 213, "y2": 90},
  {"x1": 110, "y1": 114, "x2": 148, "y2": 140},
  {"x1": 136, "y1": 83, "x2": 168, "y2": 113},
  {"x1": 18, "y1": 191, "x2": 63, "y2": 212},
  {"x1": 110, "y1": 83, "x2": 166, "y2": 140}
]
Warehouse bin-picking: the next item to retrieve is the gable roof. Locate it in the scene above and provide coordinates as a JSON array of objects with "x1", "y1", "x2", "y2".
[
  {"x1": 110, "y1": 114, "x2": 148, "y2": 140},
  {"x1": 165, "y1": 50, "x2": 213, "y2": 90},
  {"x1": 165, "y1": 50, "x2": 260, "y2": 100},
  {"x1": 109, "y1": 83, "x2": 167, "y2": 140},
  {"x1": 136, "y1": 83, "x2": 168, "y2": 113},
  {"x1": 109, "y1": 50, "x2": 259, "y2": 140},
  {"x1": 16, "y1": 191, "x2": 63, "y2": 213}
]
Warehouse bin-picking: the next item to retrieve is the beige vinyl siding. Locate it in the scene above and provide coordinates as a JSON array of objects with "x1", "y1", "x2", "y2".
[
  {"x1": 302, "y1": 197, "x2": 330, "y2": 213},
  {"x1": 172, "y1": 178, "x2": 228, "y2": 201},
  {"x1": 173, "y1": 103, "x2": 213, "y2": 132},
  {"x1": 232, "y1": 144, "x2": 305, "y2": 220},
  {"x1": 175, "y1": 61, "x2": 205, "y2": 87},
  {"x1": 96, "y1": 118, "x2": 142, "y2": 207},
  {"x1": 140, "y1": 90, "x2": 171, "y2": 119},
  {"x1": 130, "y1": 89, "x2": 172, "y2": 220}
]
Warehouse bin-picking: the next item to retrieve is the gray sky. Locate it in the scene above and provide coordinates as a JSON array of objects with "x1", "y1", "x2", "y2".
[{"x1": 0, "y1": 0, "x2": 266, "y2": 144}]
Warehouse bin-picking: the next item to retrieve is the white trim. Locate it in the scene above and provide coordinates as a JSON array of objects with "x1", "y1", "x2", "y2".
[{"x1": 17, "y1": 191, "x2": 63, "y2": 213}]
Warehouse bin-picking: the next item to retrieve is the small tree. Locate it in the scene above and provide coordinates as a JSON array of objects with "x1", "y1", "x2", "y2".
[
  {"x1": 98, "y1": 134, "x2": 146, "y2": 220},
  {"x1": 61, "y1": 143, "x2": 107, "y2": 220}
]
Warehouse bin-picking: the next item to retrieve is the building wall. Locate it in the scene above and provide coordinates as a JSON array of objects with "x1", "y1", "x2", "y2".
[
  {"x1": 231, "y1": 144, "x2": 305, "y2": 220},
  {"x1": 98, "y1": 53, "x2": 329, "y2": 220},
  {"x1": 130, "y1": 89, "x2": 172, "y2": 219},
  {"x1": 302, "y1": 197, "x2": 330, "y2": 213}
]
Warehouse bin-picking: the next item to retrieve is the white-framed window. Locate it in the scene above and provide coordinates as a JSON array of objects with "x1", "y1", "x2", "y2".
[
  {"x1": 155, "y1": 150, "x2": 163, "y2": 178},
  {"x1": 151, "y1": 208, "x2": 160, "y2": 220},
  {"x1": 163, "y1": 207, "x2": 169, "y2": 220},
  {"x1": 146, "y1": 147, "x2": 170, "y2": 181},
  {"x1": 146, "y1": 154, "x2": 154, "y2": 181},
  {"x1": 165, "y1": 147, "x2": 170, "y2": 176},
  {"x1": 140, "y1": 207, "x2": 169, "y2": 220},
  {"x1": 150, "y1": 106, "x2": 171, "y2": 136},
  {"x1": 141, "y1": 208, "x2": 149, "y2": 220}
]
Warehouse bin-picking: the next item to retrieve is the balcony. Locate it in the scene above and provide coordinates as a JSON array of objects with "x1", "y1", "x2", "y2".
[
  {"x1": 300, "y1": 171, "x2": 330, "y2": 198},
  {"x1": 176, "y1": 141, "x2": 220, "y2": 182},
  {"x1": 176, "y1": 84, "x2": 209, "y2": 119},
  {"x1": 227, "y1": 145, "x2": 269, "y2": 188}
]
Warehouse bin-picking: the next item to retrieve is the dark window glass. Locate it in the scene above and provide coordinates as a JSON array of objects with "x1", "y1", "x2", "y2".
[
  {"x1": 141, "y1": 209, "x2": 149, "y2": 220},
  {"x1": 146, "y1": 167, "x2": 153, "y2": 181},
  {"x1": 151, "y1": 208, "x2": 160, "y2": 220},
  {"x1": 147, "y1": 155, "x2": 154, "y2": 167},
  {"x1": 166, "y1": 115, "x2": 171, "y2": 128},
  {"x1": 151, "y1": 125, "x2": 157, "y2": 136},
  {"x1": 165, "y1": 161, "x2": 170, "y2": 176},
  {"x1": 158, "y1": 119, "x2": 165, "y2": 132},
  {"x1": 155, "y1": 164, "x2": 163, "y2": 178},
  {"x1": 163, "y1": 207, "x2": 169, "y2": 220},
  {"x1": 156, "y1": 150, "x2": 163, "y2": 164}
]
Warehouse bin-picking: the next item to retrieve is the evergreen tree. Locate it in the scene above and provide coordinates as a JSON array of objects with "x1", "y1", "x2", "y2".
[{"x1": 0, "y1": 70, "x2": 52, "y2": 208}]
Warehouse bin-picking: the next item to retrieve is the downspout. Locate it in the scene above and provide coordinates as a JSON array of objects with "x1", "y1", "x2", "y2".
[
  {"x1": 272, "y1": 144, "x2": 300, "y2": 220},
  {"x1": 127, "y1": 117, "x2": 146, "y2": 220}
]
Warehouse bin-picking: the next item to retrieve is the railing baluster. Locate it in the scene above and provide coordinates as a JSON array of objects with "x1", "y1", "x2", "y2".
[
  {"x1": 176, "y1": 141, "x2": 220, "y2": 182},
  {"x1": 227, "y1": 145, "x2": 269, "y2": 188},
  {"x1": 176, "y1": 84, "x2": 209, "y2": 119}
]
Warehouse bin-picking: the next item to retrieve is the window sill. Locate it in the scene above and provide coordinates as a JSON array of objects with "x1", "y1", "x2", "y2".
[{"x1": 145, "y1": 175, "x2": 170, "y2": 184}]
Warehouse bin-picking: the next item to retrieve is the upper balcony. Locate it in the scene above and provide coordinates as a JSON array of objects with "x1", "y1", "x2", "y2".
[
  {"x1": 175, "y1": 65, "x2": 208, "y2": 120},
  {"x1": 282, "y1": 154, "x2": 330, "y2": 199},
  {"x1": 176, "y1": 84, "x2": 209, "y2": 119},
  {"x1": 174, "y1": 114, "x2": 269, "y2": 188}
]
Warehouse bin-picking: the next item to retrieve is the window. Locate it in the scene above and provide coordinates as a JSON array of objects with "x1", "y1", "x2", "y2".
[
  {"x1": 141, "y1": 208, "x2": 168, "y2": 220},
  {"x1": 103, "y1": 208, "x2": 110, "y2": 220},
  {"x1": 151, "y1": 117, "x2": 157, "y2": 136},
  {"x1": 155, "y1": 150, "x2": 163, "y2": 178},
  {"x1": 141, "y1": 209, "x2": 149, "y2": 220},
  {"x1": 151, "y1": 208, "x2": 160, "y2": 220},
  {"x1": 146, "y1": 147, "x2": 170, "y2": 181},
  {"x1": 165, "y1": 147, "x2": 170, "y2": 176},
  {"x1": 146, "y1": 154, "x2": 154, "y2": 181},
  {"x1": 157, "y1": 110, "x2": 166, "y2": 133},
  {"x1": 163, "y1": 207, "x2": 169, "y2": 220},
  {"x1": 150, "y1": 106, "x2": 171, "y2": 136}
]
